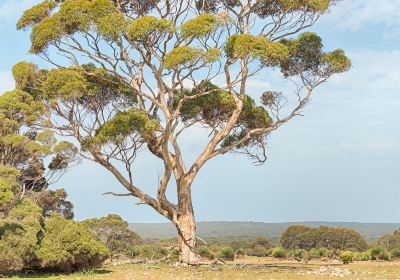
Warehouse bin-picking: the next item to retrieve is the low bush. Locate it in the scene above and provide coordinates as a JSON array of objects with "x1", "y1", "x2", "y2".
[
  {"x1": 290, "y1": 249, "x2": 306, "y2": 260},
  {"x1": 219, "y1": 246, "x2": 235, "y2": 261},
  {"x1": 198, "y1": 246, "x2": 215, "y2": 260},
  {"x1": 390, "y1": 248, "x2": 400, "y2": 259},
  {"x1": 272, "y1": 247, "x2": 286, "y2": 258},
  {"x1": 378, "y1": 251, "x2": 390, "y2": 261},
  {"x1": 353, "y1": 251, "x2": 370, "y2": 261},
  {"x1": 246, "y1": 245, "x2": 268, "y2": 257},
  {"x1": 340, "y1": 251, "x2": 354, "y2": 264},
  {"x1": 36, "y1": 214, "x2": 109, "y2": 272},
  {"x1": 138, "y1": 245, "x2": 169, "y2": 260},
  {"x1": 370, "y1": 247, "x2": 385, "y2": 260}
]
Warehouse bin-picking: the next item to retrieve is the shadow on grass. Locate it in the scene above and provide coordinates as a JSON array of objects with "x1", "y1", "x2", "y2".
[{"x1": 4, "y1": 269, "x2": 113, "y2": 279}]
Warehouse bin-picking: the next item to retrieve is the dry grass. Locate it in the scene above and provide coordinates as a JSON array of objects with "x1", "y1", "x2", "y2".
[{"x1": 5, "y1": 257, "x2": 400, "y2": 280}]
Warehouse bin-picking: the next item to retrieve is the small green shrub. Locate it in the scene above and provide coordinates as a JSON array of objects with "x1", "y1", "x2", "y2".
[
  {"x1": 272, "y1": 247, "x2": 286, "y2": 258},
  {"x1": 340, "y1": 251, "x2": 354, "y2": 264},
  {"x1": 308, "y1": 248, "x2": 320, "y2": 259},
  {"x1": 291, "y1": 249, "x2": 306, "y2": 260},
  {"x1": 370, "y1": 247, "x2": 385, "y2": 260},
  {"x1": 244, "y1": 245, "x2": 268, "y2": 257},
  {"x1": 198, "y1": 246, "x2": 214, "y2": 260},
  {"x1": 219, "y1": 246, "x2": 235, "y2": 261},
  {"x1": 235, "y1": 248, "x2": 245, "y2": 257},
  {"x1": 378, "y1": 251, "x2": 390, "y2": 261},
  {"x1": 390, "y1": 248, "x2": 400, "y2": 258},
  {"x1": 353, "y1": 251, "x2": 370, "y2": 261}
]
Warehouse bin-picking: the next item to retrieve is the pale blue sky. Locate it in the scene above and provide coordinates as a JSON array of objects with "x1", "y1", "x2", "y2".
[{"x1": 0, "y1": 0, "x2": 399, "y2": 223}]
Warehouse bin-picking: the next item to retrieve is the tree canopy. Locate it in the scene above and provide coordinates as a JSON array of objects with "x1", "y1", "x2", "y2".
[
  {"x1": 83, "y1": 214, "x2": 142, "y2": 259},
  {"x1": 281, "y1": 225, "x2": 367, "y2": 251}
]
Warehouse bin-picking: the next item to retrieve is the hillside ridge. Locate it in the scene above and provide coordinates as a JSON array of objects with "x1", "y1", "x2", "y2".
[{"x1": 129, "y1": 221, "x2": 400, "y2": 241}]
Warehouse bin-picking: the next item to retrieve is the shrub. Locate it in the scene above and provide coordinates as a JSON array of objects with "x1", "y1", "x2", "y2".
[
  {"x1": 353, "y1": 251, "x2": 370, "y2": 261},
  {"x1": 308, "y1": 248, "x2": 320, "y2": 259},
  {"x1": 291, "y1": 249, "x2": 306, "y2": 260},
  {"x1": 235, "y1": 248, "x2": 245, "y2": 257},
  {"x1": 198, "y1": 246, "x2": 215, "y2": 260},
  {"x1": 249, "y1": 245, "x2": 268, "y2": 257},
  {"x1": 318, "y1": 247, "x2": 333, "y2": 258},
  {"x1": 370, "y1": 247, "x2": 385, "y2": 260},
  {"x1": 219, "y1": 246, "x2": 235, "y2": 261},
  {"x1": 378, "y1": 251, "x2": 390, "y2": 261},
  {"x1": 0, "y1": 199, "x2": 44, "y2": 274},
  {"x1": 272, "y1": 247, "x2": 287, "y2": 258},
  {"x1": 340, "y1": 251, "x2": 354, "y2": 264},
  {"x1": 390, "y1": 248, "x2": 400, "y2": 259},
  {"x1": 138, "y1": 245, "x2": 169, "y2": 259},
  {"x1": 36, "y1": 214, "x2": 109, "y2": 272}
]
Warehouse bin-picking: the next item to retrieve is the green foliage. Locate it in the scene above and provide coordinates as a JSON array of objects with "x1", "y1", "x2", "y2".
[
  {"x1": 272, "y1": 247, "x2": 287, "y2": 258},
  {"x1": 128, "y1": 15, "x2": 173, "y2": 41},
  {"x1": 92, "y1": 109, "x2": 159, "y2": 146},
  {"x1": 218, "y1": 246, "x2": 235, "y2": 260},
  {"x1": 278, "y1": 0, "x2": 330, "y2": 12},
  {"x1": 180, "y1": 14, "x2": 220, "y2": 39},
  {"x1": 0, "y1": 166, "x2": 21, "y2": 210},
  {"x1": 175, "y1": 81, "x2": 272, "y2": 132},
  {"x1": 321, "y1": 49, "x2": 352, "y2": 73},
  {"x1": 96, "y1": 12, "x2": 129, "y2": 41},
  {"x1": 280, "y1": 32, "x2": 351, "y2": 77},
  {"x1": 197, "y1": 246, "x2": 215, "y2": 260},
  {"x1": 17, "y1": 0, "x2": 57, "y2": 29},
  {"x1": 370, "y1": 246, "x2": 389, "y2": 260},
  {"x1": 165, "y1": 46, "x2": 204, "y2": 69},
  {"x1": 0, "y1": 90, "x2": 44, "y2": 125},
  {"x1": 12, "y1": 61, "x2": 41, "y2": 95},
  {"x1": 255, "y1": 0, "x2": 331, "y2": 18},
  {"x1": 352, "y1": 251, "x2": 371, "y2": 261},
  {"x1": 281, "y1": 225, "x2": 367, "y2": 251},
  {"x1": 42, "y1": 68, "x2": 88, "y2": 100},
  {"x1": 35, "y1": 189, "x2": 74, "y2": 219},
  {"x1": 340, "y1": 251, "x2": 353, "y2": 264},
  {"x1": 27, "y1": 0, "x2": 119, "y2": 53},
  {"x1": 83, "y1": 214, "x2": 142, "y2": 258},
  {"x1": 378, "y1": 228, "x2": 400, "y2": 251},
  {"x1": 36, "y1": 214, "x2": 109, "y2": 272},
  {"x1": 390, "y1": 248, "x2": 400, "y2": 258},
  {"x1": 0, "y1": 198, "x2": 44, "y2": 274},
  {"x1": 291, "y1": 249, "x2": 306, "y2": 260},
  {"x1": 225, "y1": 34, "x2": 289, "y2": 64},
  {"x1": 246, "y1": 245, "x2": 269, "y2": 257}
]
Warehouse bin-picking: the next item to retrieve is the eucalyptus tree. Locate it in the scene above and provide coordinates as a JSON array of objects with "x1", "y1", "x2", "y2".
[
  {"x1": 0, "y1": 89, "x2": 77, "y2": 217},
  {"x1": 16, "y1": 0, "x2": 351, "y2": 263}
]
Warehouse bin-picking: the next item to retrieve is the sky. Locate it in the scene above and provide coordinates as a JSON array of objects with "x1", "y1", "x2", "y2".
[{"x1": 0, "y1": 0, "x2": 399, "y2": 223}]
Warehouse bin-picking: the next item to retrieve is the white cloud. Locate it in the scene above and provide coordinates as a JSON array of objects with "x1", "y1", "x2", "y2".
[
  {"x1": 324, "y1": 49, "x2": 400, "y2": 101},
  {"x1": 0, "y1": 0, "x2": 40, "y2": 25},
  {"x1": 0, "y1": 71, "x2": 14, "y2": 93},
  {"x1": 324, "y1": 0, "x2": 400, "y2": 36}
]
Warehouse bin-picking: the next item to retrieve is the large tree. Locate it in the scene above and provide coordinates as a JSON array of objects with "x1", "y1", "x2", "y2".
[
  {"x1": 0, "y1": 89, "x2": 77, "y2": 218},
  {"x1": 16, "y1": 0, "x2": 351, "y2": 264}
]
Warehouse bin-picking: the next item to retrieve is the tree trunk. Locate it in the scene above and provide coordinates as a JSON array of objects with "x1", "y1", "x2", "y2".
[
  {"x1": 174, "y1": 176, "x2": 202, "y2": 264},
  {"x1": 175, "y1": 210, "x2": 202, "y2": 264}
]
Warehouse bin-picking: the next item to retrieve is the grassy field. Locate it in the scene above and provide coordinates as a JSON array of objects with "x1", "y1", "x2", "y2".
[{"x1": 5, "y1": 257, "x2": 400, "y2": 280}]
